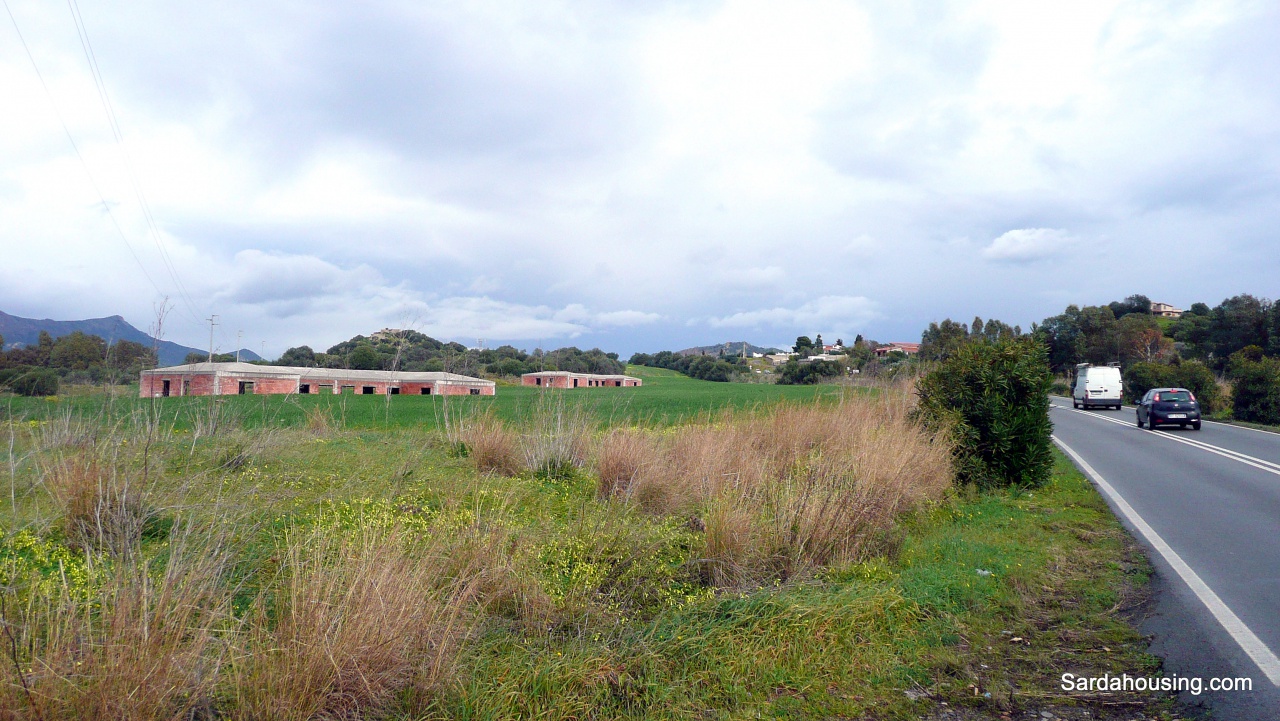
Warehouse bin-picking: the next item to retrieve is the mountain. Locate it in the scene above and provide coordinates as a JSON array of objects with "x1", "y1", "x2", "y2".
[
  {"x1": 0, "y1": 311, "x2": 261, "y2": 366},
  {"x1": 677, "y1": 341, "x2": 783, "y2": 357}
]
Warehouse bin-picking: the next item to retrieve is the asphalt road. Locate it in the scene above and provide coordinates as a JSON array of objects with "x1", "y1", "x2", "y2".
[{"x1": 1049, "y1": 399, "x2": 1280, "y2": 719}]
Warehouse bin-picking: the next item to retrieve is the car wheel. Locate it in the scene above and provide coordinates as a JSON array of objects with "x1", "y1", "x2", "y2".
[
  {"x1": 1192, "y1": 421, "x2": 1202, "y2": 430},
  {"x1": 1072, "y1": 398, "x2": 1079, "y2": 409},
  {"x1": 1136, "y1": 413, "x2": 1144, "y2": 428}
]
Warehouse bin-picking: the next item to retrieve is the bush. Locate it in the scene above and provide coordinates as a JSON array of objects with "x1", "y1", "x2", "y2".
[
  {"x1": 914, "y1": 337, "x2": 1053, "y2": 489},
  {"x1": 1, "y1": 367, "x2": 60, "y2": 396},
  {"x1": 777, "y1": 359, "x2": 842, "y2": 385},
  {"x1": 1124, "y1": 360, "x2": 1223, "y2": 413},
  {"x1": 1226, "y1": 352, "x2": 1280, "y2": 425}
]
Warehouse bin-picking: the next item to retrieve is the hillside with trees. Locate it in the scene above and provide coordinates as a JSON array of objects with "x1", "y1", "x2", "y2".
[
  {"x1": 277, "y1": 330, "x2": 624, "y2": 379},
  {"x1": 0, "y1": 330, "x2": 158, "y2": 395}
]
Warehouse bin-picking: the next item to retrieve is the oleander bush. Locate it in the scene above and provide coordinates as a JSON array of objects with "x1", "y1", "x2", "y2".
[{"x1": 914, "y1": 337, "x2": 1053, "y2": 489}]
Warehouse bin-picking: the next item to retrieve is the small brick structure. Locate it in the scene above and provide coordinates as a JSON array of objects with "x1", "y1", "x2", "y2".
[
  {"x1": 140, "y1": 362, "x2": 495, "y2": 397},
  {"x1": 520, "y1": 371, "x2": 642, "y2": 389}
]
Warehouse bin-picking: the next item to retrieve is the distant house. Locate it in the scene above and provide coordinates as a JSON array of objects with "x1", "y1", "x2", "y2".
[
  {"x1": 874, "y1": 342, "x2": 920, "y2": 357},
  {"x1": 764, "y1": 353, "x2": 793, "y2": 365},
  {"x1": 1150, "y1": 302, "x2": 1183, "y2": 318},
  {"x1": 140, "y1": 362, "x2": 495, "y2": 397},
  {"x1": 521, "y1": 371, "x2": 642, "y2": 388},
  {"x1": 802, "y1": 353, "x2": 845, "y2": 363}
]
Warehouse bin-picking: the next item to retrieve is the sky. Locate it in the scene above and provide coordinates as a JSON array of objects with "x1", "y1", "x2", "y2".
[{"x1": 1, "y1": 0, "x2": 1277, "y2": 359}]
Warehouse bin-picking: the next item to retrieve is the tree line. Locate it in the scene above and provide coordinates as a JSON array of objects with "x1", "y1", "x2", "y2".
[
  {"x1": 272, "y1": 330, "x2": 624, "y2": 378},
  {"x1": 0, "y1": 330, "x2": 157, "y2": 396}
]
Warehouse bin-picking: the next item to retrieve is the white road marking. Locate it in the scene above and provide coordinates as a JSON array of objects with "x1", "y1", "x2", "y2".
[
  {"x1": 1053, "y1": 436, "x2": 1280, "y2": 686},
  {"x1": 1051, "y1": 403, "x2": 1280, "y2": 477}
]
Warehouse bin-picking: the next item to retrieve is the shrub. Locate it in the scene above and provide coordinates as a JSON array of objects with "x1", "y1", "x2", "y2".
[
  {"x1": 1226, "y1": 352, "x2": 1280, "y2": 425},
  {"x1": 914, "y1": 337, "x2": 1053, "y2": 489},
  {"x1": 1125, "y1": 360, "x2": 1223, "y2": 413},
  {"x1": 776, "y1": 359, "x2": 842, "y2": 385},
  {"x1": 1, "y1": 367, "x2": 60, "y2": 396}
]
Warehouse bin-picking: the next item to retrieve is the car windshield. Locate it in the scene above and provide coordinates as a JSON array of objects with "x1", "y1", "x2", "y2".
[{"x1": 1155, "y1": 391, "x2": 1191, "y2": 402}]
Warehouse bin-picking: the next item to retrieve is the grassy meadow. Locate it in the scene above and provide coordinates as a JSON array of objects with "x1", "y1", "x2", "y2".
[
  {"x1": 1, "y1": 365, "x2": 849, "y2": 432},
  {"x1": 0, "y1": 368, "x2": 1172, "y2": 719}
]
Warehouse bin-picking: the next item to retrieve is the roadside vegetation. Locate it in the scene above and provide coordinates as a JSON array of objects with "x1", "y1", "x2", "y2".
[
  {"x1": 0, "y1": 354, "x2": 1179, "y2": 719},
  {"x1": 922, "y1": 293, "x2": 1280, "y2": 427}
]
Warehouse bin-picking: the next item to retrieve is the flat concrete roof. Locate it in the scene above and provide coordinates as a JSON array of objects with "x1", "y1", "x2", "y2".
[
  {"x1": 142, "y1": 362, "x2": 493, "y2": 385},
  {"x1": 521, "y1": 371, "x2": 640, "y2": 381}
]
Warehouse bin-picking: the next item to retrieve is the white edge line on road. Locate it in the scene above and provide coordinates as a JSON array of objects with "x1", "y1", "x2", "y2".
[
  {"x1": 1051, "y1": 403, "x2": 1280, "y2": 475},
  {"x1": 1052, "y1": 435, "x2": 1280, "y2": 686}
]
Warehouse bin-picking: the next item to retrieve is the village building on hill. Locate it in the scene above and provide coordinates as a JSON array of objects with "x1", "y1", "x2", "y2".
[
  {"x1": 140, "y1": 362, "x2": 495, "y2": 397},
  {"x1": 873, "y1": 342, "x2": 921, "y2": 357}
]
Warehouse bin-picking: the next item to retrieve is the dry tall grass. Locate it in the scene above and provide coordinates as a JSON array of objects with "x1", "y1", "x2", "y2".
[
  {"x1": 0, "y1": 528, "x2": 232, "y2": 720},
  {"x1": 458, "y1": 392, "x2": 591, "y2": 477},
  {"x1": 462, "y1": 413, "x2": 521, "y2": 476},
  {"x1": 590, "y1": 387, "x2": 953, "y2": 587},
  {"x1": 519, "y1": 391, "x2": 590, "y2": 475},
  {"x1": 41, "y1": 450, "x2": 148, "y2": 553},
  {"x1": 227, "y1": 528, "x2": 485, "y2": 721}
]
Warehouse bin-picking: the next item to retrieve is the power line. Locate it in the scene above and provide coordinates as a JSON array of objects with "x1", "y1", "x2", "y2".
[
  {"x1": 63, "y1": 0, "x2": 205, "y2": 326},
  {"x1": 3, "y1": 0, "x2": 168, "y2": 302}
]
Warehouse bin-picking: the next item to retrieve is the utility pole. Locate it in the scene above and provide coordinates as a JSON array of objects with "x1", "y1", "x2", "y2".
[
  {"x1": 207, "y1": 315, "x2": 219, "y2": 362},
  {"x1": 261, "y1": 341, "x2": 266, "y2": 363},
  {"x1": 236, "y1": 330, "x2": 243, "y2": 362}
]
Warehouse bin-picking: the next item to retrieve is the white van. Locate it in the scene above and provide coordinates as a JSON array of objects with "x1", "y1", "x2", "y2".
[{"x1": 1073, "y1": 363, "x2": 1123, "y2": 410}]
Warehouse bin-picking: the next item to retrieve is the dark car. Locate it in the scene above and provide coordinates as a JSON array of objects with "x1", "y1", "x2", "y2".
[{"x1": 1136, "y1": 387, "x2": 1202, "y2": 430}]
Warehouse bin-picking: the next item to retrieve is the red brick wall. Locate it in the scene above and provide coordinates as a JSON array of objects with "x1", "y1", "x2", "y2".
[{"x1": 142, "y1": 374, "x2": 495, "y2": 397}]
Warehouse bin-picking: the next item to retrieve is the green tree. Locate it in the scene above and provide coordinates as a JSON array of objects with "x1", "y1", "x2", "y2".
[
  {"x1": 279, "y1": 345, "x2": 317, "y2": 367},
  {"x1": 919, "y1": 319, "x2": 969, "y2": 361},
  {"x1": 48, "y1": 331, "x2": 107, "y2": 370},
  {"x1": 35, "y1": 331, "x2": 54, "y2": 366},
  {"x1": 1107, "y1": 294, "x2": 1152, "y2": 319},
  {"x1": 1078, "y1": 305, "x2": 1120, "y2": 364},
  {"x1": 106, "y1": 340, "x2": 157, "y2": 373},
  {"x1": 1226, "y1": 350, "x2": 1280, "y2": 424},
  {"x1": 793, "y1": 336, "x2": 816, "y2": 356},
  {"x1": 185, "y1": 352, "x2": 235, "y2": 364},
  {"x1": 1117, "y1": 313, "x2": 1170, "y2": 365},
  {"x1": 347, "y1": 344, "x2": 382, "y2": 370},
  {"x1": 1209, "y1": 294, "x2": 1270, "y2": 366}
]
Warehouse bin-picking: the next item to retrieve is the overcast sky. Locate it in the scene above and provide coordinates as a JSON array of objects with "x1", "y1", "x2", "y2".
[{"x1": 2, "y1": 0, "x2": 1277, "y2": 358}]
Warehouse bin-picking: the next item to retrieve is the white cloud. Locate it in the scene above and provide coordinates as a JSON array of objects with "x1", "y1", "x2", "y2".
[
  {"x1": 982, "y1": 228, "x2": 1074, "y2": 263},
  {"x1": 705, "y1": 295, "x2": 879, "y2": 331},
  {"x1": 2, "y1": 1, "x2": 1278, "y2": 356},
  {"x1": 595, "y1": 309, "x2": 661, "y2": 326}
]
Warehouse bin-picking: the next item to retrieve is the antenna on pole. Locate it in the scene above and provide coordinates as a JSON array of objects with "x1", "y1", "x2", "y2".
[
  {"x1": 207, "y1": 315, "x2": 219, "y2": 362},
  {"x1": 236, "y1": 330, "x2": 243, "y2": 362}
]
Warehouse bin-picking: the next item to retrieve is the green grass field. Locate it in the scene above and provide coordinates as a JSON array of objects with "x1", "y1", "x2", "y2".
[{"x1": 1, "y1": 365, "x2": 851, "y2": 431}]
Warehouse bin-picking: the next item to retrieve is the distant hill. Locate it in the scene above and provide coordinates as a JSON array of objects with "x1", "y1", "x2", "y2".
[
  {"x1": 677, "y1": 341, "x2": 783, "y2": 357},
  {"x1": 0, "y1": 310, "x2": 260, "y2": 366}
]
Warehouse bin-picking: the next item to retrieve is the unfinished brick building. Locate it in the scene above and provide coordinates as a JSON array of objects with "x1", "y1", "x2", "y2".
[
  {"x1": 520, "y1": 371, "x2": 642, "y2": 388},
  {"x1": 140, "y1": 362, "x2": 495, "y2": 397}
]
